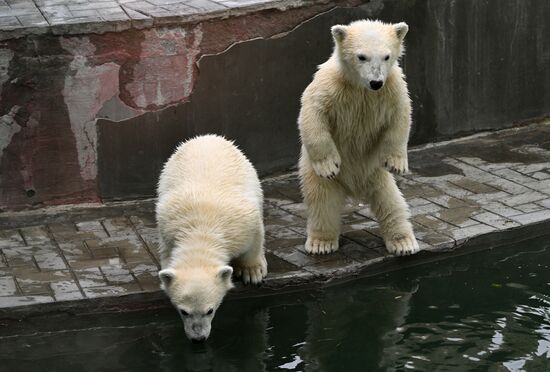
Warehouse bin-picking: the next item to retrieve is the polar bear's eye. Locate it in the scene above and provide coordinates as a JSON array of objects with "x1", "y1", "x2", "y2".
[
  {"x1": 206, "y1": 308, "x2": 214, "y2": 315},
  {"x1": 180, "y1": 309, "x2": 189, "y2": 316},
  {"x1": 357, "y1": 54, "x2": 367, "y2": 62},
  {"x1": 384, "y1": 55, "x2": 390, "y2": 61}
]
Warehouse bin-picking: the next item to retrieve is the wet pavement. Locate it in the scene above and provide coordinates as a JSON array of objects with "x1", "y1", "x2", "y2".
[{"x1": 1, "y1": 121, "x2": 550, "y2": 313}]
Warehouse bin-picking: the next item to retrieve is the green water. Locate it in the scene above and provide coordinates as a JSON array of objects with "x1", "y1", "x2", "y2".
[{"x1": 1, "y1": 236, "x2": 550, "y2": 372}]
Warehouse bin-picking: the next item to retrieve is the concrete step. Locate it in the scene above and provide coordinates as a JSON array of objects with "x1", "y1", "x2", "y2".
[{"x1": 1, "y1": 121, "x2": 550, "y2": 315}]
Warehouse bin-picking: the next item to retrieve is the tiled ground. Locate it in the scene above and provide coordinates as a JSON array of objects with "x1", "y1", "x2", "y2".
[
  {"x1": 1, "y1": 122, "x2": 550, "y2": 311},
  {"x1": 0, "y1": 0, "x2": 298, "y2": 38}
]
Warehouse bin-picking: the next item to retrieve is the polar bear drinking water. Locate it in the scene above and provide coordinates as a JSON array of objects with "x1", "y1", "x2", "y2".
[
  {"x1": 298, "y1": 20, "x2": 420, "y2": 256},
  {"x1": 156, "y1": 135, "x2": 267, "y2": 342}
]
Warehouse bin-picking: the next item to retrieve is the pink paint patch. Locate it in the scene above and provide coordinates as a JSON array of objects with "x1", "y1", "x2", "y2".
[
  {"x1": 97, "y1": 65, "x2": 120, "y2": 109},
  {"x1": 124, "y1": 25, "x2": 202, "y2": 110}
]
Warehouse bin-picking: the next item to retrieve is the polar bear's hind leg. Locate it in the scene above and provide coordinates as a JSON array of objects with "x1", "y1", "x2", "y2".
[
  {"x1": 302, "y1": 169, "x2": 345, "y2": 255},
  {"x1": 365, "y1": 169, "x2": 419, "y2": 256}
]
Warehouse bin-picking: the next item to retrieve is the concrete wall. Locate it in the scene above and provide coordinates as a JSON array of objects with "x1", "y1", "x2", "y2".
[{"x1": 1, "y1": 0, "x2": 549, "y2": 209}]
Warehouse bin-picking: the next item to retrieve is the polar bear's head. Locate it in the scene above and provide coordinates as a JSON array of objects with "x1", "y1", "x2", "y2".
[
  {"x1": 331, "y1": 20, "x2": 408, "y2": 91},
  {"x1": 159, "y1": 265, "x2": 234, "y2": 342}
]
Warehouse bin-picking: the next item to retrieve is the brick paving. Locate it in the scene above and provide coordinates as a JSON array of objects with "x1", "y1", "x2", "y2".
[
  {"x1": 0, "y1": 0, "x2": 303, "y2": 39},
  {"x1": 1, "y1": 121, "x2": 550, "y2": 311}
]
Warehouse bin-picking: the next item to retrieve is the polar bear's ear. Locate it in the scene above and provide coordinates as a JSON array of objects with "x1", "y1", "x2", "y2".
[
  {"x1": 394, "y1": 22, "x2": 409, "y2": 42},
  {"x1": 331, "y1": 25, "x2": 347, "y2": 43},
  {"x1": 159, "y1": 268, "x2": 177, "y2": 289},
  {"x1": 217, "y1": 266, "x2": 233, "y2": 283}
]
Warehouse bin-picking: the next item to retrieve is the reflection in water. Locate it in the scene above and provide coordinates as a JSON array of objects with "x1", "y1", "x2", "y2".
[{"x1": 1, "y1": 236, "x2": 549, "y2": 371}]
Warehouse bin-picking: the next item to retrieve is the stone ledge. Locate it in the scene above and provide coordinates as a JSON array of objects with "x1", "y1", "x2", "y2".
[
  {"x1": 0, "y1": 0, "x2": 335, "y2": 40},
  {"x1": 1, "y1": 122, "x2": 550, "y2": 315},
  {"x1": 2, "y1": 220, "x2": 549, "y2": 318}
]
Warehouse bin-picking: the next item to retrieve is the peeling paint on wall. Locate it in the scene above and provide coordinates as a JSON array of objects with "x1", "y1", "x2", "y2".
[
  {"x1": 0, "y1": 49, "x2": 16, "y2": 162},
  {"x1": 61, "y1": 37, "x2": 121, "y2": 181},
  {"x1": 0, "y1": 48, "x2": 13, "y2": 96},
  {"x1": 0, "y1": 1, "x2": 370, "y2": 209},
  {"x1": 0, "y1": 106, "x2": 21, "y2": 155},
  {"x1": 123, "y1": 25, "x2": 203, "y2": 110},
  {"x1": 96, "y1": 95, "x2": 144, "y2": 122}
]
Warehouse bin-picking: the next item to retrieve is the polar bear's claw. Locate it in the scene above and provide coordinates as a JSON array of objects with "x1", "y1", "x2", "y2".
[
  {"x1": 235, "y1": 257, "x2": 267, "y2": 285},
  {"x1": 384, "y1": 155, "x2": 409, "y2": 175},
  {"x1": 311, "y1": 153, "x2": 341, "y2": 179},
  {"x1": 305, "y1": 237, "x2": 339, "y2": 255},
  {"x1": 385, "y1": 234, "x2": 420, "y2": 256}
]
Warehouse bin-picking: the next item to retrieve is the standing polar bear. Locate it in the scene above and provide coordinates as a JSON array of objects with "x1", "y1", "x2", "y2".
[
  {"x1": 156, "y1": 135, "x2": 267, "y2": 342},
  {"x1": 298, "y1": 20, "x2": 419, "y2": 256}
]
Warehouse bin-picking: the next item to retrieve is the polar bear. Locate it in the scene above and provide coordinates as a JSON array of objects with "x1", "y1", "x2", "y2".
[
  {"x1": 298, "y1": 20, "x2": 419, "y2": 256},
  {"x1": 156, "y1": 135, "x2": 267, "y2": 342}
]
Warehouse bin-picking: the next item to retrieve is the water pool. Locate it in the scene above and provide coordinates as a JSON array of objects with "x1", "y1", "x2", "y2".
[{"x1": 1, "y1": 236, "x2": 549, "y2": 371}]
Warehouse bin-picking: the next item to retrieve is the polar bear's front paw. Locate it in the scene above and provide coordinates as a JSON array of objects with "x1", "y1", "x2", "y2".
[
  {"x1": 385, "y1": 234, "x2": 420, "y2": 256},
  {"x1": 305, "y1": 236, "x2": 339, "y2": 254},
  {"x1": 311, "y1": 153, "x2": 341, "y2": 179},
  {"x1": 235, "y1": 257, "x2": 267, "y2": 285},
  {"x1": 384, "y1": 154, "x2": 409, "y2": 175}
]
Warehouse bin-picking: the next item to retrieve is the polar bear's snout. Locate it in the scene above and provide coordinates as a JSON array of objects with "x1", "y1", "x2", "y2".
[{"x1": 182, "y1": 316, "x2": 212, "y2": 342}]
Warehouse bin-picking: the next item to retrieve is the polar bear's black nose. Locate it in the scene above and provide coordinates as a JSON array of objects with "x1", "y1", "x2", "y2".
[{"x1": 370, "y1": 80, "x2": 383, "y2": 90}]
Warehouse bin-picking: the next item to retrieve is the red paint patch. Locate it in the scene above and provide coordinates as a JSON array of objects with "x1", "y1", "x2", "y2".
[{"x1": 89, "y1": 26, "x2": 201, "y2": 111}]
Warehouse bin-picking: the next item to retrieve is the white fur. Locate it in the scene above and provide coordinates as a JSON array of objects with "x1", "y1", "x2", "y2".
[
  {"x1": 298, "y1": 20, "x2": 420, "y2": 256},
  {"x1": 156, "y1": 134, "x2": 267, "y2": 341}
]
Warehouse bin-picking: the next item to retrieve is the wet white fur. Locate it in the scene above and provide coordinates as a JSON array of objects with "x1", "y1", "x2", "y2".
[
  {"x1": 298, "y1": 20, "x2": 419, "y2": 256},
  {"x1": 156, "y1": 135, "x2": 267, "y2": 341}
]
